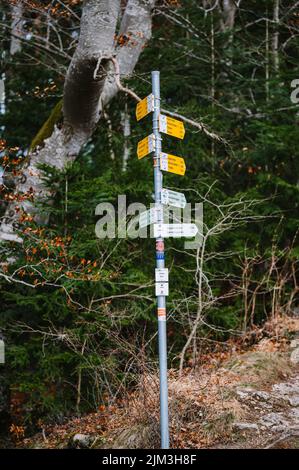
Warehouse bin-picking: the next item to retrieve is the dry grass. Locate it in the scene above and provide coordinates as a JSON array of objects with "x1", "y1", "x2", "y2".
[
  {"x1": 224, "y1": 351, "x2": 292, "y2": 388},
  {"x1": 100, "y1": 315, "x2": 298, "y2": 449},
  {"x1": 19, "y1": 314, "x2": 299, "y2": 449}
]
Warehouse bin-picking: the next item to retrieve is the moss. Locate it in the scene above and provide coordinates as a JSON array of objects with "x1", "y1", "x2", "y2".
[{"x1": 29, "y1": 99, "x2": 63, "y2": 153}]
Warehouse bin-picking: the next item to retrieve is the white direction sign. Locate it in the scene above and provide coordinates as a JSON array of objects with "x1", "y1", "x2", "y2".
[
  {"x1": 139, "y1": 206, "x2": 162, "y2": 229},
  {"x1": 155, "y1": 268, "x2": 169, "y2": 283},
  {"x1": 161, "y1": 188, "x2": 186, "y2": 209},
  {"x1": 155, "y1": 282, "x2": 169, "y2": 296},
  {"x1": 154, "y1": 223, "x2": 198, "y2": 238}
]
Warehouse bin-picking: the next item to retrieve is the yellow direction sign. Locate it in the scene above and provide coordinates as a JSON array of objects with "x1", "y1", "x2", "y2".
[
  {"x1": 137, "y1": 134, "x2": 155, "y2": 159},
  {"x1": 160, "y1": 152, "x2": 186, "y2": 176},
  {"x1": 159, "y1": 114, "x2": 185, "y2": 139},
  {"x1": 136, "y1": 94, "x2": 154, "y2": 121}
]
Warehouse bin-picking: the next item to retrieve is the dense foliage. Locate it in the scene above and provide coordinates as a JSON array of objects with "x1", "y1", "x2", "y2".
[{"x1": 0, "y1": 0, "x2": 298, "y2": 432}]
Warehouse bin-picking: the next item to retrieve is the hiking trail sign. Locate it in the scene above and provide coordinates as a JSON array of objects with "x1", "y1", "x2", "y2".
[{"x1": 135, "y1": 72, "x2": 197, "y2": 449}]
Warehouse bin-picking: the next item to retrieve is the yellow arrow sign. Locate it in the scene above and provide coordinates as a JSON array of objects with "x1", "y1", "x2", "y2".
[
  {"x1": 159, "y1": 114, "x2": 185, "y2": 139},
  {"x1": 137, "y1": 134, "x2": 155, "y2": 159},
  {"x1": 160, "y1": 152, "x2": 186, "y2": 176},
  {"x1": 136, "y1": 94, "x2": 154, "y2": 121}
]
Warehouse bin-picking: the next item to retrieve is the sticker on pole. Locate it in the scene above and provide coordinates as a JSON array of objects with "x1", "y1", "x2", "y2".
[
  {"x1": 154, "y1": 223, "x2": 198, "y2": 238},
  {"x1": 160, "y1": 152, "x2": 186, "y2": 176},
  {"x1": 159, "y1": 114, "x2": 185, "y2": 139},
  {"x1": 136, "y1": 94, "x2": 154, "y2": 121},
  {"x1": 157, "y1": 307, "x2": 166, "y2": 321},
  {"x1": 137, "y1": 134, "x2": 155, "y2": 159},
  {"x1": 155, "y1": 268, "x2": 169, "y2": 282},
  {"x1": 161, "y1": 188, "x2": 186, "y2": 208},
  {"x1": 155, "y1": 282, "x2": 169, "y2": 296},
  {"x1": 156, "y1": 240, "x2": 164, "y2": 252}
]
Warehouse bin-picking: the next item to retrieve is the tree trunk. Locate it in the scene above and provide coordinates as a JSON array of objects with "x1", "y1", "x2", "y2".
[
  {"x1": 272, "y1": 0, "x2": 280, "y2": 73},
  {"x1": 0, "y1": 0, "x2": 155, "y2": 244},
  {"x1": 10, "y1": 1, "x2": 24, "y2": 56},
  {"x1": 219, "y1": 0, "x2": 238, "y2": 67},
  {"x1": 121, "y1": 100, "x2": 131, "y2": 172}
]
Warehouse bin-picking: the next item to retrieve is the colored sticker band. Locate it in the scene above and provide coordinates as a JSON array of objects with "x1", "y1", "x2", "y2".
[
  {"x1": 156, "y1": 240, "x2": 164, "y2": 252},
  {"x1": 157, "y1": 308, "x2": 166, "y2": 321}
]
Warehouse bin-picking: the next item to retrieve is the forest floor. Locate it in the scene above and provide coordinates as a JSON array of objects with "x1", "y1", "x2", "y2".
[{"x1": 14, "y1": 315, "x2": 299, "y2": 449}]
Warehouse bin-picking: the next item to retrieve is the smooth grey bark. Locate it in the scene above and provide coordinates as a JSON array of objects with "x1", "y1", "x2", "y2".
[
  {"x1": 272, "y1": 0, "x2": 280, "y2": 72},
  {"x1": 0, "y1": 0, "x2": 155, "y2": 244},
  {"x1": 219, "y1": 0, "x2": 237, "y2": 32},
  {"x1": 10, "y1": 1, "x2": 24, "y2": 56},
  {"x1": 121, "y1": 101, "x2": 131, "y2": 172},
  {"x1": 219, "y1": 0, "x2": 238, "y2": 66}
]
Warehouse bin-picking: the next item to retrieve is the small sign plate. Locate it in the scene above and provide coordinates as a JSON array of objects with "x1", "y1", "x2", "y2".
[
  {"x1": 155, "y1": 282, "x2": 169, "y2": 296},
  {"x1": 137, "y1": 134, "x2": 155, "y2": 159},
  {"x1": 136, "y1": 94, "x2": 154, "y2": 121},
  {"x1": 155, "y1": 268, "x2": 169, "y2": 282},
  {"x1": 139, "y1": 206, "x2": 162, "y2": 228}
]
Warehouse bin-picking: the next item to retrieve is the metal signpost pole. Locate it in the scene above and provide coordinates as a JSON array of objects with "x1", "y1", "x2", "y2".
[{"x1": 152, "y1": 70, "x2": 169, "y2": 449}]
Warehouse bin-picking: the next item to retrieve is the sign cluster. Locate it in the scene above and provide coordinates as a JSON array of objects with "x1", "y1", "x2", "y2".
[{"x1": 136, "y1": 93, "x2": 198, "y2": 300}]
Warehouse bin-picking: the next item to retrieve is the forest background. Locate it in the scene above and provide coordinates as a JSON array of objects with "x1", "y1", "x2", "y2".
[{"x1": 0, "y1": 0, "x2": 298, "y2": 437}]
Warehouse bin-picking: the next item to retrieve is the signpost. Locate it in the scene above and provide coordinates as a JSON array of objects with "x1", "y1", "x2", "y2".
[
  {"x1": 155, "y1": 268, "x2": 169, "y2": 283},
  {"x1": 155, "y1": 282, "x2": 169, "y2": 296},
  {"x1": 137, "y1": 134, "x2": 155, "y2": 159},
  {"x1": 139, "y1": 206, "x2": 162, "y2": 229},
  {"x1": 136, "y1": 94, "x2": 154, "y2": 121},
  {"x1": 154, "y1": 223, "x2": 198, "y2": 238},
  {"x1": 135, "y1": 71, "x2": 195, "y2": 449},
  {"x1": 159, "y1": 114, "x2": 185, "y2": 139},
  {"x1": 161, "y1": 188, "x2": 186, "y2": 209},
  {"x1": 151, "y1": 71, "x2": 169, "y2": 449},
  {"x1": 160, "y1": 152, "x2": 186, "y2": 176}
]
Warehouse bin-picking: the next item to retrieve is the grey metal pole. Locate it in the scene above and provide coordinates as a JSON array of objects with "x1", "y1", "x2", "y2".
[{"x1": 152, "y1": 70, "x2": 169, "y2": 449}]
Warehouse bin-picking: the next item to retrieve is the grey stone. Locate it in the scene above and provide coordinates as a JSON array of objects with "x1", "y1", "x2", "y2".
[
  {"x1": 292, "y1": 307, "x2": 299, "y2": 317},
  {"x1": 72, "y1": 433, "x2": 92, "y2": 448},
  {"x1": 290, "y1": 348, "x2": 299, "y2": 365},
  {"x1": 259, "y1": 412, "x2": 289, "y2": 429},
  {"x1": 290, "y1": 339, "x2": 299, "y2": 349},
  {"x1": 253, "y1": 391, "x2": 270, "y2": 401},
  {"x1": 236, "y1": 390, "x2": 250, "y2": 400},
  {"x1": 288, "y1": 396, "x2": 299, "y2": 407},
  {"x1": 233, "y1": 422, "x2": 259, "y2": 432}
]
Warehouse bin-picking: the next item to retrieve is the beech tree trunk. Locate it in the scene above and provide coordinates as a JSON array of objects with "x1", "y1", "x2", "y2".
[
  {"x1": 219, "y1": 0, "x2": 237, "y2": 32},
  {"x1": 272, "y1": 0, "x2": 280, "y2": 73},
  {"x1": 10, "y1": 1, "x2": 24, "y2": 56},
  {"x1": 0, "y1": 0, "x2": 155, "y2": 244}
]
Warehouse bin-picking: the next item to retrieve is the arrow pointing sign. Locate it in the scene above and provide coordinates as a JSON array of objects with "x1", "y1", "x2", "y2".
[
  {"x1": 139, "y1": 206, "x2": 162, "y2": 228},
  {"x1": 161, "y1": 188, "x2": 186, "y2": 209},
  {"x1": 137, "y1": 134, "x2": 155, "y2": 159},
  {"x1": 154, "y1": 223, "x2": 198, "y2": 238},
  {"x1": 159, "y1": 114, "x2": 185, "y2": 139},
  {"x1": 136, "y1": 94, "x2": 154, "y2": 121},
  {"x1": 160, "y1": 152, "x2": 186, "y2": 176}
]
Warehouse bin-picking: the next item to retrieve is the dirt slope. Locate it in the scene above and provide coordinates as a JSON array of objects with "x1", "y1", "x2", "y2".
[{"x1": 14, "y1": 315, "x2": 299, "y2": 449}]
